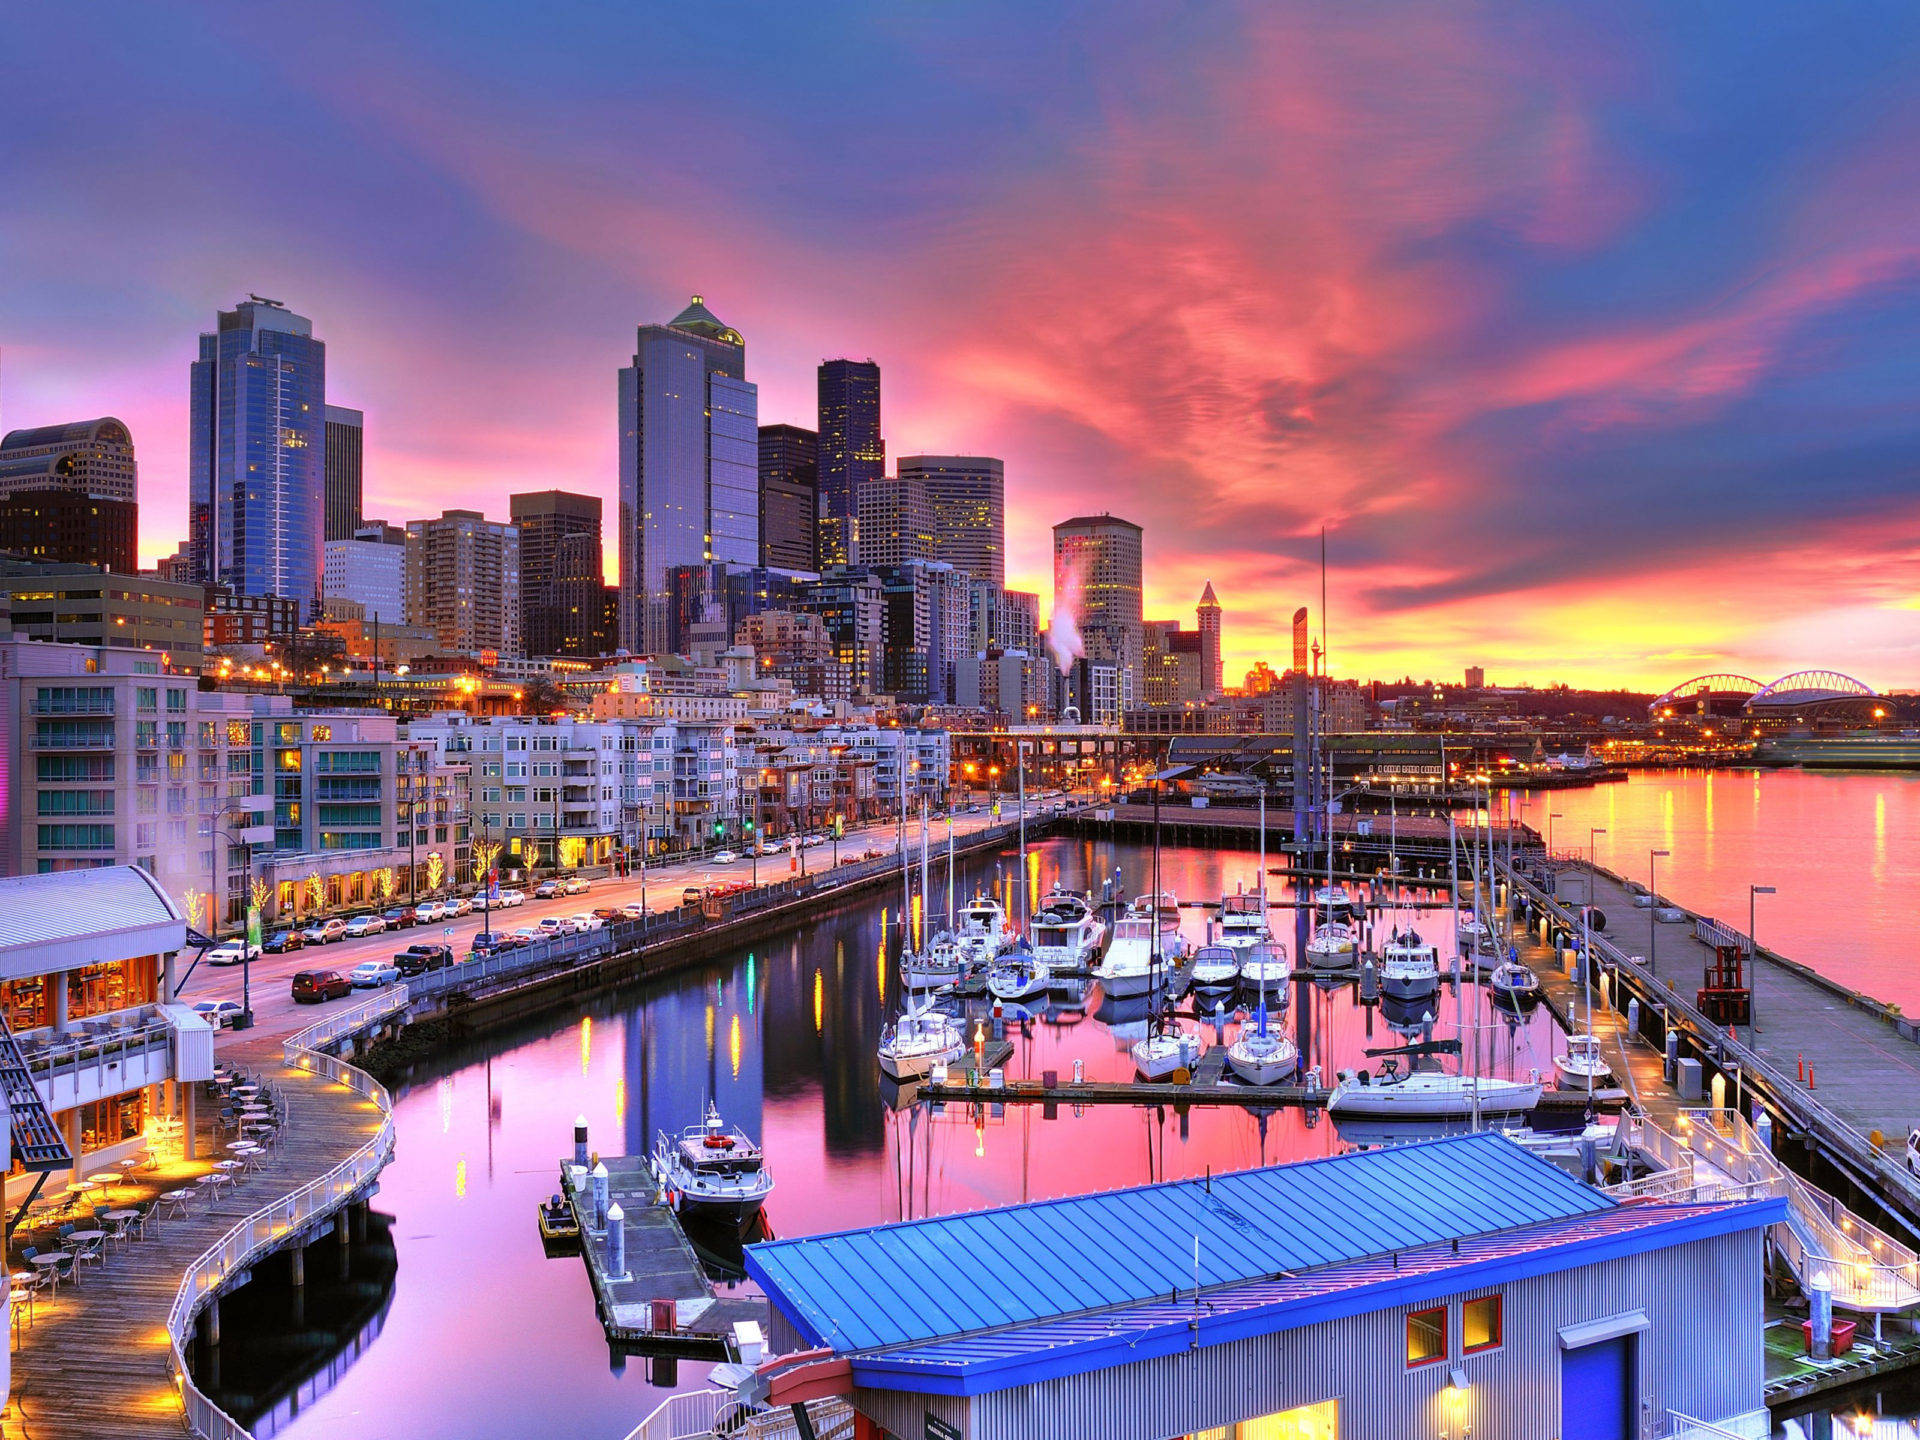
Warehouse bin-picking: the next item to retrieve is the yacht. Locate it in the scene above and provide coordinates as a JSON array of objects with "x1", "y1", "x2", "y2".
[
  {"x1": 1553, "y1": 1032, "x2": 1613, "y2": 1091},
  {"x1": 954, "y1": 893, "x2": 1013, "y2": 966},
  {"x1": 1131, "y1": 1020, "x2": 1203, "y2": 1081},
  {"x1": 986, "y1": 945, "x2": 1051, "y2": 1003},
  {"x1": 1380, "y1": 929, "x2": 1440, "y2": 1001},
  {"x1": 900, "y1": 932, "x2": 964, "y2": 991},
  {"x1": 1092, "y1": 916, "x2": 1178, "y2": 999},
  {"x1": 1489, "y1": 959, "x2": 1542, "y2": 1010},
  {"x1": 1216, "y1": 889, "x2": 1270, "y2": 950},
  {"x1": 652, "y1": 1102, "x2": 774, "y2": 1232},
  {"x1": 1227, "y1": 1002, "x2": 1298, "y2": 1085},
  {"x1": 1305, "y1": 921, "x2": 1358, "y2": 969},
  {"x1": 877, "y1": 1000, "x2": 966, "y2": 1081},
  {"x1": 1028, "y1": 890, "x2": 1106, "y2": 976},
  {"x1": 1188, "y1": 944, "x2": 1241, "y2": 990},
  {"x1": 1311, "y1": 885, "x2": 1358, "y2": 923},
  {"x1": 1127, "y1": 891, "x2": 1191, "y2": 959},
  {"x1": 1456, "y1": 911, "x2": 1497, "y2": 957},
  {"x1": 1326, "y1": 1068, "x2": 1543, "y2": 1121},
  {"x1": 1239, "y1": 940, "x2": 1292, "y2": 991}
]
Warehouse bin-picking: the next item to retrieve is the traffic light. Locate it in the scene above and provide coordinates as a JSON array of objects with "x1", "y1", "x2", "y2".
[
  {"x1": 743, "y1": 817, "x2": 754, "y2": 832},
  {"x1": 714, "y1": 820, "x2": 725, "y2": 837}
]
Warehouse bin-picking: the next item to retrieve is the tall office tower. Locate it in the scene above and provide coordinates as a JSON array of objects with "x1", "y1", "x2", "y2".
[
  {"x1": 404, "y1": 509, "x2": 521, "y2": 656},
  {"x1": 796, "y1": 567, "x2": 886, "y2": 695},
  {"x1": 0, "y1": 417, "x2": 138, "y2": 504},
  {"x1": 618, "y1": 296, "x2": 759, "y2": 655},
  {"x1": 323, "y1": 405, "x2": 364, "y2": 541},
  {"x1": 550, "y1": 531, "x2": 615, "y2": 656},
  {"x1": 856, "y1": 469, "x2": 933, "y2": 569},
  {"x1": 510, "y1": 490, "x2": 602, "y2": 655},
  {"x1": 815, "y1": 358, "x2": 882, "y2": 568},
  {"x1": 188, "y1": 297, "x2": 326, "y2": 617},
  {"x1": 757, "y1": 424, "x2": 818, "y2": 572},
  {"x1": 904, "y1": 455, "x2": 1004, "y2": 586},
  {"x1": 1197, "y1": 581, "x2": 1223, "y2": 697},
  {"x1": 322, "y1": 522, "x2": 407, "y2": 623},
  {"x1": 969, "y1": 581, "x2": 1042, "y2": 655},
  {"x1": 1052, "y1": 513, "x2": 1144, "y2": 707}
]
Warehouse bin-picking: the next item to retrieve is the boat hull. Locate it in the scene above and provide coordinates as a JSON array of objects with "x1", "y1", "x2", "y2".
[
  {"x1": 1382, "y1": 971, "x2": 1438, "y2": 1001},
  {"x1": 1329, "y1": 1078, "x2": 1541, "y2": 1120},
  {"x1": 878, "y1": 1041, "x2": 965, "y2": 1081},
  {"x1": 1227, "y1": 1041, "x2": 1298, "y2": 1086}
]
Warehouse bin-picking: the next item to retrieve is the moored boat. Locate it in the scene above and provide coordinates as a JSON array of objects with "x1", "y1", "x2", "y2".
[
  {"x1": 955, "y1": 892, "x2": 1013, "y2": 966},
  {"x1": 986, "y1": 945, "x2": 1051, "y2": 1002},
  {"x1": 1553, "y1": 1032, "x2": 1612, "y2": 1091},
  {"x1": 1131, "y1": 1020, "x2": 1203, "y2": 1081},
  {"x1": 878, "y1": 1000, "x2": 966, "y2": 1080},
  {"x1": 1093, "y1": 916, "x2": 1179, "y2": 999},
  {"x1": 1326, "y1": 1068, "x2": 1542, "y2": 1121},
  {"x1": 1489, "y1": 959, "x2": 1541, "y2": 1010},
  {"x1": 1216, "y1": 889, "x2": 1270, "y2": 950},
  {"x1": 652, "y1": 1101, "x2": 775, "y2": 1232},
  {"x1": 1306, "y1": 921, "x2": 1358, "y2": 969},
  {"x1": 1239, "y1": 939, "x2": 1292, "y2": 991},
  {"x1": 1189, "y1": 943, "x2": 1241, "y2": 989},
  {"x1": 900, "y1": 932, "x2": 964, "y2": 991},
  {"x1": 1380, "y1": 928, "x2": 1440, "y2": 1001},
  {"x1": 1227, "y1": 1003, "x2": 1298, "y2": 1086},
  {"x1": 1029, "y1": 890, "x2": 1105, "y2": 976}
]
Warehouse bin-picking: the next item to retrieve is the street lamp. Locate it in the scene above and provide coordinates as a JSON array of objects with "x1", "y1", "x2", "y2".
[
  {"x1": 1648, "y1": 849, "x2": 1670, "y2": 974},
  {"x1": 1547, "y1": 810, "x2": 1565, "y2": 855},
  {"x1": 1749, "y1": 884, "x2": 1776, "y2": 1031},
  {"x1": 203, "y1": 802, "x2": 260, "y2": 1029},
  {"x1": 1580, "y1": 826, "x2": 1607, "y2": 1093}
]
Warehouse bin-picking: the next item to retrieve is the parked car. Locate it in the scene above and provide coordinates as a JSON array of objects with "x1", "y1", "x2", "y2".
[
  {"x1": 570, "y1": 912, "x2": 602, "y2": 932},
  {"x1": 475, "y1": 932, "x2": 528, "y2": 954},
  {"x1": 192, "y1": 999, "x2": 246, "y2": 1028},
  {"x1": 712, "y1": 849, "x2": 740, "y2": 864},
  {"x1": 347, "y1": 960, "x2": 401, "y2": 988},
  {"x1": 537, "y1": 916, "x2": 570, "y2": 936},
  {"x1": 758, "y1": 840, "x2": 781, "y2": 856},
  {"x1": 801, "y1": 835, "x2": 826, "y2": 849},
  {"x1": 343, "y1": 913, "x2": 387, "y2": 939},
  {"x1": 495, "y1": 889, "x2": 525, "y2": 908},
  {"x1": 413, "y1": 900, "x2": 446, "y2": 924},
  {"x1": 393, "y1": 944, "x2": 454, "y2": 976},
  {"x1": 533, "y1": 880, "x2": 561, "y2": 899},
  {"x1": 562, "y1": 876, "x2": 590, "y2": 895},
  {"x1": 291, "y1": 969, "x2": 352, "y2": 1003},
  {"x1": 445, "y1": 896, "x2": 473, "y2": 918},
  {"x1": 206, "y1": 940, "x2": 261, "y2": 967},
  {"x1": 301, "y1": 918, "x2": 348, "y2": 945},
  {"x1": 262, "y1": 930, "x2": 304, "y2": 954},
  {"x1": 512, "y1": 926, "x2": 543, "y2": 944},
  {"x1": 592, "y1": 906, "x2": 626, "y2": 922},
  {"x1": 382, "y1": 907, "x2": 416, "y2": 930}
]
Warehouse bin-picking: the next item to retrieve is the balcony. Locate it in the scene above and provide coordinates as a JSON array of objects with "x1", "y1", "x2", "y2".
[{"x1": 14, "y1": 1005, "x2": 206, "y2": 1113}]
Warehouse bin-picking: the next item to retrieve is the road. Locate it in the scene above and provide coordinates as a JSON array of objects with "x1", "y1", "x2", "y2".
[{"x1": 186, "y1": 802, "x2": 1056, "y2": 1044}]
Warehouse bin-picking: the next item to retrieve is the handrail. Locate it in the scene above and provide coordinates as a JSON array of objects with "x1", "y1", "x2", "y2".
[{"x1": 164, "y1": 988, "x2": 401, "y2": 1438}]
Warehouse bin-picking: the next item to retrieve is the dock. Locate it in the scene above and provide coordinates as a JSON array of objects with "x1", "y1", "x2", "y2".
[{"x1": 559, "y1": 1154, "x2": 766, "y2": 1357}]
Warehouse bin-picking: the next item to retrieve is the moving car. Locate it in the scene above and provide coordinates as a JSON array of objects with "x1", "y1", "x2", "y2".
[
  {"x1": 537, "y1": 916, "x2": 570, "y2": 936},
  {"x1": 343, "y1": 913, "x2": 388, "y2": 939},
  {"x1": 206, "y1": 940, "x2": 261, "y2": 967},
  {"x1": 570, "y1": 912, "x2": 602, "y2": 931},
  {"x1": 262, "y1": 930, "x2": 304, "y2": 954},
  {"x1": 301, "y1": 918, "x2": 348, "y2": 945},
  {"x1": 712, "y1": 849, "x2": 740, "y2": 864},
  {"x1": 413, "y1": 900, "x2": 446, "y2": 924},
  {"x1": 621, "y1": 902, "x2": 647, "y2": 920},
  {"x1": 758, "y1": 840, "x2": 781, "y2": 856},
  {"x1": 192, "y1": 999, "x2": 246, "y2": 1028},
  {"x1": 682, "y1": 885, "x2": 707, "y2": 905},
  {"x1": 801, "y1": 835, "x2": 826, "y2": 849},
  {"x1": 393, "y1": 944, "x2": 455, "y2": 976},
  {"x1": 291, "y1": 969, "x2": 352, "y2": 1003},
  {"x1": 347, "y1": 959, "x2": 401, "y2": 987},
  {"x1": 382, "y1": 908, "x2": 416, "y2": 930},
  {"x1": 512, "y1": 926, "x2": 543, "y2": 943}
]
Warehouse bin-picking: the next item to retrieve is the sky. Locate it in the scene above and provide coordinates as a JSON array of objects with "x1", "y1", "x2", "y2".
[{"x1": 3, "y1": 1, "x2": 1919, "y2": 690}]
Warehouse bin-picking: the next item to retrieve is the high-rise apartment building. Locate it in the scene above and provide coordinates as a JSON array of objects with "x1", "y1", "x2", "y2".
[
  {"x1": 904, "y1": 455, "x2": 1004, "y2": 586},
  {"x1": 757, "y1": 424, "x2": 818, "y2": 573},
  {"x1": 323, "y1": 405, "x2": 364, "y2": 541},
  {"x1": 323, "y1": 522, "x2": 407, "y2": 624},
  {"x1": 796, "y1": 567, "x2": 885, "y2": 695},
  {"x1": 618, "y1": 297, "x2": 759, "y2": 656},
  {"x1": 1053, "y1": 513, "x2": 1144, "y2": 704},
  {"x1": 404, "y1": 510, "x2": 521, "y2": 656},
  {"x1": 550, "y1": 532, "x2": 617, "y2": 657},
  {"x1": 510, "y1": 490, "x2": 602, "y2": 656},
  {"x1": 0, "y1": 417, "x2": 138, "y2": 505},
  {"x1": 856, "y1": 470, "x2": 932, "y2": 570},
  {"x1": 969, "y1": 581, "x2": 1042, "y2": 656},
  {"x1": 816, "y1": 359, "x2": 882, "y2": 568},
  {"x1": 188, "y1": 297, "x2": 326, "y2": 617},
  {"x1": 1197, "y1": 581, "x2": 1223, "y2": 697}
]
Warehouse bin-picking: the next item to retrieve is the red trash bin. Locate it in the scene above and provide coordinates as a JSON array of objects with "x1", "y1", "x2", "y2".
[{"x1": 1801, "y1": 1318, "x2": 1856, "y2": 1355}]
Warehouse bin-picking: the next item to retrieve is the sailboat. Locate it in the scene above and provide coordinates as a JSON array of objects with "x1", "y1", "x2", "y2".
[
  {"x1": 1227, "y1": 994, "x2": 1298, "y2": 1086},
  {"x1": 1489, "y1": 955, "x2": 1542, "y2": 1010},
  {"x1": 1216, "y1": 889, "x2": 1270, "y2": 950},
  {"x1": 1130, "y1": 1012, "x2": 1202, "y2": 1081},
  {"x1": 1306, "y1": 920, "x2": 1358, "y2": 969},
  {"x1": 877, "y1": 997, "x2": 966, "y2": 1081},
  {"x1": 986, "y1": 942, "x2": 1051, "y2": 1002},
  {"x1": 1326, "y1": 1066, "x2": 1542, "y2": 1120},
  {"x1": 900, "y1": 932, "x2": 964, "y2": 990}
]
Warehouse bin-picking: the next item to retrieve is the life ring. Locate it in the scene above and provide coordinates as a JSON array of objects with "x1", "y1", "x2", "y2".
[{"x1": 703, "y1": 1134, "x2": 736, "y2": 1149}]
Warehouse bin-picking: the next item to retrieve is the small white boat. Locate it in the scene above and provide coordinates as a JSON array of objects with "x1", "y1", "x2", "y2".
[
  {"x1": 1456, "y1": 911, "x2": 1497, "y2": 956},
  {"x1": 1131, "y1": 1021, "x2": 1203, "y2": 1081},
  {"x1": 900, "y1": 932, "x2": 964, "y2": 990},
  {"x1": 1216, "y1": 889, "x2": 1270, "y2": 950},
  {"x1": 1327, "y1": 1069, "x2": 1542, "y2": 1121},
  {"x1": 1127, "y1": 890, "x2": 1191, "y2": 960},
  {"x1": 986, "y1": 947, "x2": 1051, "y2": 1002},
  {"x1": 1227, "y1": 1006, "x2": 1298, "y2": 1086},
  {"x1": 1489, "y1": 960, "x2": 1541, "y2": 1009},
  {"x1": 1189, "y1": 944, "x2": 1241, "y2": 989},
  {"x1": 652, "y1": 1102, "x2": 773, "y2": 1231},
  {"x1": 1093, "y1": 917, "x2": 1175, "y2": 999},
  {"x1": 1311, "y1": 885, "x2": 1358, "y2": 922},
  {"x1": 1554, "y1": 1032, "x2": 1612, "y2": 1090},
  {"x1": 1239, "y1": 940, "x2": 1292, "y2": 991},
  {"x1": 1380, "y1": 929, "x2": 1440, "y2": 1001},
  {"x1": 1306, "y1": 921, "x2": 1358, "y2": 969},
  {"x1": 1029, "y1": 890, "x2": 1105, "y2": 976},
  {"x1": 878, "y1": 1001, "x2": 966, "y2": 1081},
  {"x1": 955, "y1": 893, "x2": 1013, "y2": 966}
]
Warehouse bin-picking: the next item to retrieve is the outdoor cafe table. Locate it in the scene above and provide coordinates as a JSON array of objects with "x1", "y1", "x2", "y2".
[
  {"x1": 102, "y1": 1208, "x2": 140, "y2": 1241},
  {"x1": 68, "y1": 1229, "x2": 106, "y2": 1266}
]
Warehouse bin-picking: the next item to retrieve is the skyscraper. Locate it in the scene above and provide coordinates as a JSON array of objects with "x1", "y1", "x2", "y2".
[
  {"x1": 816, "y1": 358, "x2": 882, "y2": 568},
  {"x1": 757, "y1": 424, "x2": 818, "y2": 572},
  {"x1": 1053, "y1": 513, "x2": 1143, "y2": 714},
  {"x1": 511, "y1": 490, "x2": 602, "y2": 655},
  {"x1": 0, "y1": 417, "x2": 138, "y2": 504},
  {"x1": 905, "y1": 454, "x2": 1004, "y2": 585},
  {"x1": 404, "y1": 509, "x2": 521, "y2": 656},
  {"x1": 189, "y1": 297, "x2": 326, "y2": 617},
  {"x1": 0, "y1": 417, "x2": 139, "y2": 573},
  {"x1": 619, "y1": 296, "x2": 759, "y2": 654},
  {"x1": 856, "y1": 469, "x2": 932, "y2": 569},
  {"x1": 323, "y1": 522, "x2": 407, "y2": 623},
  {"x1": 1197, "y1": 580, "x2": 1223, "y2": 697},
  {"x1": 323, "y1": 404, "x2": 363, "y2": 541}
]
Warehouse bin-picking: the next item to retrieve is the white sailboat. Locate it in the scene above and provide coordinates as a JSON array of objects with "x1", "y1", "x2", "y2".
[
  {"x1": 986, "y1": 945, "x2": 1051, "y2": 1002},
  {"x1": 1380, "y1": 928, "x2": 1440, "y2": 1001},
  {"x1": 1311, "y1": 885, "x2": 1358, "y2": 923},
  {"x1": 1326, "y1": 1068, "x2": 1542, "y2": 1120},
  {"x1": 1217, "y1": 889, "x2": 1270, "y2": 950},
  {"x1": 877, "y1": 998, "x2": 966, "y2": 1081},
  {"x1": 900, "y1": 932, "x2": 964, "y2": 990},
  {"x1": 1130, "y1": 1019, "x2": 1202, "y2": 1081},
  {"x1": 1305, "y1": 921, "x2": 1357, "y2": 969}
]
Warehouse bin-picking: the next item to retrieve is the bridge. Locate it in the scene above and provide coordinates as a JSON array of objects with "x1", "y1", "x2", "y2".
[{"x1": 1649, "y1": 669, "x2": 1882, "y2": 718}]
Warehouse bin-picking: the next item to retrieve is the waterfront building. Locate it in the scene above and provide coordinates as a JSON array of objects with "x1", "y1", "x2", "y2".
[
  {"x1": 904, "y1": 453, "x2": 1004, "y2": 586},
  {"x1": 323, "y1": 521, "x2": 407, "y2": 624},
  {"x1": 0, "y1": 558, "x2": 205, "y2": 662},
  {"x1": 1061, "y1": 656, "x2": 1125, "y2": 727},
  {"x1": 1198, "y1": 579, "x2": 1223, "y2": 697},
  {"x1": 795, "y1": 567, "x2": 886, "y2": 696},
  {"x1": 404, "y1": 509, "x2": 521, "y2": 657},
  {"x1": 758, "y1": 423, "x2": 818, "y2": 573},
  {"x1": 807, "y1": 723, "x2": 949, "y2": 811},
  {"x1": 188, "y1": 297, "x2": 326, "y2": 618},
  {"x1": 0, "y1": 866, "x2": 215, "y2": 1203},
  {"x1": 969, "y1": 580, "x2": 1041, "y2": 657},
  {"x1": 855, "y1": 469, "x2": 932, "y2": 569},
  {"x1": 1053, "y1": 513, "x2": 1143, "y2": 703},
  {"x1": 0, "y1": 417, "x2": 138, "y2": 505},
  {"x1": 0, "y1": 488, "x2": 137, "y2": 573},
  {"x1": 323, "y1": 404, "x2": 363, "y2": 541},
  {"x1": 619, "y1": 297, "x2": 759, "y2": 655},
  {"x1": 746, "y1": 1132, "x2": 1779, "y2": 1440},
  {"x1": 815, "y1": 358, "x2": 882, "y2": 568}
]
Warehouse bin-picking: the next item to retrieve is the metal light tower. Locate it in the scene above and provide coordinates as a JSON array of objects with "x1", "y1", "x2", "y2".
[
  {"x1": 1748, "y1": 883, "x2": 1775, "y2": 1031},
  {"x1": 1648, "y1": 849, "x2": 1669, "y2": 974}
]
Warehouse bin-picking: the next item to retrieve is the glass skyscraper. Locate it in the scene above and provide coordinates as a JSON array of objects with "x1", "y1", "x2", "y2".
[
  {"x1": 189, "y1": 298, "x2": 326, "y2": 618},
  {"x1": 617, "y1": 296, "x2": 759, "y2": 655},
  {"x1": 816, "y1": 358, "x2": 882, "y2": 569}
]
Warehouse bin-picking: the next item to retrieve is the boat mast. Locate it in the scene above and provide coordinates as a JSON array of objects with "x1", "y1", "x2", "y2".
[
  {"x1": 947, "y1": 811, "x2": 955, "y2": 934},
  {"x1": 1017, "y1": 739, "x2": 1027, "y2": 935},
  {"x1": 920, "y1": 796, "x2": 930, "y2": 951}
]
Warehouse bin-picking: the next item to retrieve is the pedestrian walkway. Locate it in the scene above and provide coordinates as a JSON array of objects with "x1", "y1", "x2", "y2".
[{"x1": 6, "y1": 1037, "x2": 385, "y2": 1438}]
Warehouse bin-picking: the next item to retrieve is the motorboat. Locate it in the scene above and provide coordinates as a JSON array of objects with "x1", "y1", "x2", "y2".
[
  {"x1": 1092, "y1": 916, "x2": 1178, "y2": 999},
  {"x1": 1216, "y1": 889, "x2": 1270, "y2": 950},
  {"x1": 1227, "y1": 1002, "x2": 1299, "y2": 1085},
  {"x1": 1029, "y1": 891, "x2": 1106, "y2": 976},
  {"x1": 1380, "y1": 929, "x2": 1440, "y2": 1001},
  {"x1": 1311, "y1": 885, "x2": 1358, "y2": 923},
  {"x1": 1131, "y1": 1019, "x2": 1203, "y2": 1081},
  {"x1": 986, "y1": 945, "x2": 1051, "y2": 1002},
  {"x1": 1327, "y1": 1067, "x2": 1543, "y2": 1121},
  {"x1": 537, "y1": 1192, "x2": 580, "y2": 1248},
  {"x1": 955, "y1": 893, "x2": 1013, "y2": 965},
  {"x1": 1489, "y1": 959, "x2": 1542, "y2": 1010},
  {"x1": 1127, "y1": 890, "x2": 1191, "y2": 959},
  {"x1": 1188, "y1": 944, "x2": 1241, "y2": 990},
  {"x1": 1305, "y1": 921, "x2": 1358, "y2": 970},
  {"x1": 878, "y1": 1000, "x2": 966, "y2": 1080},
  {"x1": 652, "y1": 1102, "x2": 774, "y2": 1231},
  {"x1": 1456, "y1": 911, "x2": 1497, "y2": 956},
  {"x1": 900, "y1": 932, "x2": 964, "y2": 991},
  {"x1": 1239, "y1": 940, "x2": 1292, "y2": 991},
  {"x1": 1554, "y1": 1032, "x2": 1613, "y2": 1090}
]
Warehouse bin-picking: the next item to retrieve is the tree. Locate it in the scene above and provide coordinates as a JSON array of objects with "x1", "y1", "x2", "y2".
[
  {"x1": 518, "y1": 676, "x2": 569, "y2": 716},
  {"x1": 426, "y1": 853, "x2": 445, "y2": 892},
  {"x1": 304, "y1": 872, "x2": 326, "y2": 912},
  {"x1": 182, "y1": 889, "x2": 205, "y2": 933},
  {"x1": 558, "y1": 836, "x2": 586, "y2": 869}
]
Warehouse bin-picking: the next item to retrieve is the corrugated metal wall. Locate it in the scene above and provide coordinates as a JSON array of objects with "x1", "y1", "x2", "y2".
[{"x1": 857, "y1": 1229, "x2": 1762, "y2": 1440}]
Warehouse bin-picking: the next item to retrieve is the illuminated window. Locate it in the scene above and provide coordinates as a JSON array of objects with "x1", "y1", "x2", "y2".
[
  {"x1": 1406, "y1": 1306, "x2": 1447, "y2": 1366},
  {"x1": 1192, "y1": 1400, "x2": 1340, "y2": 1439},
  {"x1": 1462, "y1": 1295, "x2": 1501, "y2": 1353},
  {"x1": 311, "y1": 724, "x2": 332, "y2": 741}
]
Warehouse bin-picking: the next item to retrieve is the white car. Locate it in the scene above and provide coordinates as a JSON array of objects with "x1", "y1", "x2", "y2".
[
  {"x1": 205, "y1": 940, "x2": 260, "y2": 967},
  {"x1": 495, "y1": 889, "x2": 525, "y2": 908},
  {"x1": 537, "y1": 916, "x2": 569, "y2": 936},
  {"x1": 571, "y1": 912, "x2": 602, "y2": 932},
  {"x1": 512, "y1": 925, "x2": 543, "y2": 943},
  {"x1": 347, "y1": 960, "x2": 400, "y2": 988},
  {"x1": 711, "y1": 849, "x2": 739, "y2": 864},
  {"x1": 192, "y1": 999, "x2": 246, "y2": 1028},
  {"x1": 413, "y1": 901, "x2": 446, "y2": 924},
  {"x1": 563, "y1": 876, "x2": 590, "y2": 895},
  {"x1": 621, "y1": 902, "x2": 647, "y2": 920},
  {"x1": 758, "y1": 840, "x2": 781, "y2": 856},
  {"x1": 343, "y1": 914, "x2": 387, "y2": 938},
  {"x1": 446, "y1": 896, "x2": 473, "y2": 917},
  {"x1": 801, "y1": 835, "x2": 827, "y2": 849}
]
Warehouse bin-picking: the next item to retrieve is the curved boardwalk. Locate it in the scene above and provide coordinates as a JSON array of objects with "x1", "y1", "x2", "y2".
[{"x1": 8, "y1": 1036, "x2": 383, "y2": 1438}]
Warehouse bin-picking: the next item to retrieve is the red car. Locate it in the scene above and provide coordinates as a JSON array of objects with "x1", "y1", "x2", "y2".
[{"x1": 291, "y1": 969, "x2": 352, "y2": 1004}]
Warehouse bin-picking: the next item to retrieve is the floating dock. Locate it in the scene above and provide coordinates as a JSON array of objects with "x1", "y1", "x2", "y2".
[{"x1": 559, "y1": 1154, "x2": 766, "y2": 1357}]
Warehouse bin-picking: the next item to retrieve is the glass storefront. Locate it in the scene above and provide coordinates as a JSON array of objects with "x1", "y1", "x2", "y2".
[
  {"x1": 0, "y1": 955, "x2": 158, "y2": 1031},
  {"x1": 1192, "y1": 1402, "x2": 1338, "y2": 1440},
  {"x1": 78, "y1": 1091, "x2": 146, "y2": 1153}
]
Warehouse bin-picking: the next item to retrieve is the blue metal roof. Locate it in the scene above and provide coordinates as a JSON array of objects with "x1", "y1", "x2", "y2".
[{"x1": 746, "y1": 1131, "x2": 1614, "y2": 1354}]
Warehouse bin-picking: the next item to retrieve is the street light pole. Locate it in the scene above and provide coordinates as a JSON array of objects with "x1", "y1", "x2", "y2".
[
  {"x1": 1548, "y1": 810, "x2": 1564, "y2": 856},
  {"x1": 1649, "y1": 848, "x2": 1670, "y2": 975},
  {"x1": 1749, "y1": 883, "x2": 1775, "y2": 1032},
  {"x1": 1582, "y1": 826, "x2": 1607, "y2": 1094}
]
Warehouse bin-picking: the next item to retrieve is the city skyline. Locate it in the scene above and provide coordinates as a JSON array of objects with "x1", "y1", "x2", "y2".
[{"x1": 5, "y1": 5, "x2": 1919, "y2": 687}]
